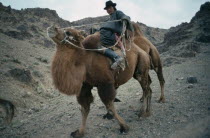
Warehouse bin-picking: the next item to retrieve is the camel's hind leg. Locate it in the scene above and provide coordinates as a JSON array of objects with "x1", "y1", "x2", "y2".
[
  {"x1": 71, "y1": 83, "x2": 93, "y2": 138},
  {"x1": 98, "y1": 83, "x2": 129, "y2": 133},
  {"x1": 154, "y1": 65, "x2": 165, "y2": 103},
  {"x1": 134, "y1": 73, "x2": 152, "y2": 118},
  {"x1": 150, "y1": 48, "x2": 165, "y2": 103}
]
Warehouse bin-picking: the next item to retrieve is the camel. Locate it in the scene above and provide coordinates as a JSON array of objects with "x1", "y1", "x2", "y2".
[
  {"x1": 88, "y1": 23, "x2": 165, "y2": 103},
  {"x1": 0, "y1": 98, "x2": 15, "y2": 123},
  {"x1": 132, "y1": 22, "x2": 165, "y2": 103},
  {"x1": 48, "y1": 26, "x2": 152, "y2": 137}
]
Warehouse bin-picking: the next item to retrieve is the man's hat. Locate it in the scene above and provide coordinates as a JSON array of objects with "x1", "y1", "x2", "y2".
[{"x1": 104, "y1": 1, "x2": 117, "y2": 10}]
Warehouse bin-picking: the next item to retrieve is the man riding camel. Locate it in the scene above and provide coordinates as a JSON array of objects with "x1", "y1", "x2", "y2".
[{"x1": 99, "y1": 0, "x2": 132, "y2": 69}]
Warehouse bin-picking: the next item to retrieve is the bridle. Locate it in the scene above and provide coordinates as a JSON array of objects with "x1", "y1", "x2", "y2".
[
  {"x1": 58, "y1": 22, "x2": 131, "y2": 51},
  {"x1": 60, "y1": 30, "x2": 78, "y2": 44}
]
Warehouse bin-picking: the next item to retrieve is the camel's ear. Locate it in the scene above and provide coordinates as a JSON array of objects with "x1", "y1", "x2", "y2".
[
  {"x1": 79, "y1": 30, "x2": 88, "y2": 37},
  {"x1": 54, "y1": 25, "x2": 60, "y2": 32}
]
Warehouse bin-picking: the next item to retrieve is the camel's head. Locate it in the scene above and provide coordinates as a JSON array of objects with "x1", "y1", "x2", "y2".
[{"x1": 47, "y1": 25, "x2": 86, "y2": 47}]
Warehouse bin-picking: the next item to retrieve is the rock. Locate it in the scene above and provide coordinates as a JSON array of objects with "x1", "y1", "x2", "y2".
[
  {"x1": 17, "y1": 24, "x2": 29, "y2": 32},
  {"x1": 36, "y1": 57, "x2": 49, "y2": 63},
  {"x1": 9, "y1": 68, "x2": 33, "y2": 83},
  {"x1": 176, "y1": 77, "x2": 184, "y2": 80},
  {"x1": 169, "y1": 105, "x2": 175, "y2": 109},
  {"x1": 136, "y1": 92, "x2": 140, "y2": 96},
  {"x1": 187, "y1": 77, "x2": 198, "y2": 83},
  {"x1": 32, "y1": 70, "x2": 43, "y2": 78},
  {"x1": 22, "y1": 91, "x2": 32, "y2": 98},
  {"x1": 31, "y1": 108, "x2": 40, "y2": 113},
  {"x1": 188, "y1": 84, "x2": 194, "y2": 88},
  {"x1": 35, "y1": 82, "x2": 45, "y2": 94}
]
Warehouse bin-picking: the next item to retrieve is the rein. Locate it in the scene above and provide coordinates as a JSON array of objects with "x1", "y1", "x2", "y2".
[{"x1": 60, "y1": 22, "x2": 127, "y2": 51}]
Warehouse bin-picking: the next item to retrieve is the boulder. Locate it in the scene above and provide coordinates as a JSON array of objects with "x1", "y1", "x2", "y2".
[
  {"x1": 187, "y1": 77, "x2": 198, "y2": 83},
  {"x1": 9, "y1": 68, "x2": 33, "y2": 83}
]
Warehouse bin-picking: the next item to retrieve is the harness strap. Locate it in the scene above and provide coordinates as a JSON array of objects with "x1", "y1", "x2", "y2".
[{"x1": 61, "y1": 22, "x2": 127, "y2": 51}]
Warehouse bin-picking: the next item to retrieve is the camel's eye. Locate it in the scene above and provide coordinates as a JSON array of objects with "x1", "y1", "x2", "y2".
[{"x1": 66, "y1": 31, "x2": 71, "y2": 36}]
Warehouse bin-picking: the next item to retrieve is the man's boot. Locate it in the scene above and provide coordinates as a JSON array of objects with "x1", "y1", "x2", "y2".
[{"x1": 104, "y1": 48, "x2": 124, "y2": 70}]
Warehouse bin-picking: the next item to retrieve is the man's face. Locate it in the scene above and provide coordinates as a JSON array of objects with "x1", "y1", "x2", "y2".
[{"x1": 106, "y1": 6, "x2": 115, "y2": 15}]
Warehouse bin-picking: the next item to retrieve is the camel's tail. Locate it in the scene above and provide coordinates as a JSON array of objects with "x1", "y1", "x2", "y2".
[{"x1": 0, "y1": 98, "x2": 15, "y2": 124}]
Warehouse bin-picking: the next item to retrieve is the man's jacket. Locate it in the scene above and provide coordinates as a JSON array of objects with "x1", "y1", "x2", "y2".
[
  {"x1": 100, "y1": 10, "x2": 132, "y2": 34},
  {"x1": 100, "y1": 10, "x2": 133, "y2": 46}
]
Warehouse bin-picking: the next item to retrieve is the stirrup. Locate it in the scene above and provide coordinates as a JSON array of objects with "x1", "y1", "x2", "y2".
[{"x1": 111, "y1": 57, "x2": 124, "y2": 70}]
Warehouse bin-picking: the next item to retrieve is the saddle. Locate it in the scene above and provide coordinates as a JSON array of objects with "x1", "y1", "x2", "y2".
[{"x1": 82, "y1": 32, "x2": 128, "y2": 70}]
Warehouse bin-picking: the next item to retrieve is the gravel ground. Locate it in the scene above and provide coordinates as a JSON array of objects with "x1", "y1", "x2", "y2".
[{"x1": 0, "y1": 43, "x2": 209, "y2": 138}]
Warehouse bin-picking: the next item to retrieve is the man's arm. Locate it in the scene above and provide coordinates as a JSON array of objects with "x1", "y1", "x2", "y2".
[
  {"x1": 116, "y1": 10, "x2": 130, "y2": 21},
  {"x1": 116, "y1": 10, "x2": 133, "y2": 32}
]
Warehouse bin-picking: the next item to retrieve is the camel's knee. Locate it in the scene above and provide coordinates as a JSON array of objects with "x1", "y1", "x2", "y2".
[
  {"x1": 77, "y1": 84, "x2": 94, "y2": 106},
  {"x1": 77, "y1": 92, "x2": 94, "y2": 107},
  {"x1": 160, "y1": 80, "x2": 165, "y2": 85},
  {"x1": 97, "y1": 83, "x2": 116, "y2": 105}
]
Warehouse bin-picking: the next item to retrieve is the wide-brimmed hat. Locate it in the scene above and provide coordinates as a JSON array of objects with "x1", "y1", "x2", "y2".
[{"x1": 104, "y1": 1, "x2": 117, "y2": 10}]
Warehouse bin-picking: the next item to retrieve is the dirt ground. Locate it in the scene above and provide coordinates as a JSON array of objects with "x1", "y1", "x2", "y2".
[{"x1": 0, "y1": 33, "x2": 210, "y2": 137}]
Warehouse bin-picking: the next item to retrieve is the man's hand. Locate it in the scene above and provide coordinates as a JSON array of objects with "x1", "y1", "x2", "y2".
[{"x1": 121, "y1": 18, "x2": 128, "y2": 26}]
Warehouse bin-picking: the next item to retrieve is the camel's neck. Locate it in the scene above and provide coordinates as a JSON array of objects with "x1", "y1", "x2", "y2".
[{"x1": 51, "y1": 45, "x2": 87, "y2": 95}]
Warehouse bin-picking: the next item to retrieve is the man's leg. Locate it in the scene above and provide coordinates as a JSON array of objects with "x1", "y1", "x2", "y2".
[
  {"x1": 104, "y1": 48, "x2": 124, "y2": 69},
  {"x1": 97, "y1": 45, "x2": 123, "y2": 69}
]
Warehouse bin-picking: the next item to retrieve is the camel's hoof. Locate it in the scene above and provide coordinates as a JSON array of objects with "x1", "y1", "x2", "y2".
[
  {"x1": 114, "y1": 98, "x2": 121, "y2": 102},
  {"x1": 103, "y1": 113, "x2": 114, "y2": 120},
  {"x1": 71, "y1": 130, "x2": 84, "y2": 138},
  {"x1": 158, "y1": 97, "x2": 166, "y2": 103},
  {"x1": 120, "y1": 125, "x2": 129, "y2": 134},
  {"x1": 138, "y1": 111, "x2": 151, "y2": 118}
]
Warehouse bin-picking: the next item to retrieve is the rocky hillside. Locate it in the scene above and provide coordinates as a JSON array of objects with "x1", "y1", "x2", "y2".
[
  {"x1": 0, "y1": 2, "x2": 72, "y2": 47},
  {"x1": 158, "y1": 2, "x2": 210, "y2": 58},
  {"x1": 0, "y1": 2, "x2": 167, "y2": 48}
]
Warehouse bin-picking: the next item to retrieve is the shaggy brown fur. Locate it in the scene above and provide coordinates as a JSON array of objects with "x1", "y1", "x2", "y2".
[
  {"x1": 132, "y1": 22, "x2": 165, "y2": 103},
  {"x1": 0, "y1": 98, "x2": 15, "y2": 123},
  {"x1": 49, "y1": 26, "x2": 152, "y2": 137},
  {"x1": 83, "y1": 24, "x2": 165, "y2": 103}
]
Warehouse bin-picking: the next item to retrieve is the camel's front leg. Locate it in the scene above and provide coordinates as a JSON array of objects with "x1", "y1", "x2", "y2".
[
  {"x1": 71, "y1": 84, "x2": 93, "y2": 138},
  {"x1": 103, "y1": 88, "x2": 121, "y2": 120},
  {"x1": 98, "y1": 84, "x2": 129, "y2": 133}
]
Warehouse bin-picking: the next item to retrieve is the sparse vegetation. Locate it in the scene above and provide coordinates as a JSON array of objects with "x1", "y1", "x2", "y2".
[{"x1": 11, "y1": 58, "x2": 21, "y2": 64}]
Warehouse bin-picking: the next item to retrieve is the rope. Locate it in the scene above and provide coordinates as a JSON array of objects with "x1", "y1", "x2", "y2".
[
  {"x1": 62, "y1": 33, "x2": 124, "y2": 51},
  {"x1": 61, "y1": 22, "x2": 127, "y2": 51}
]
